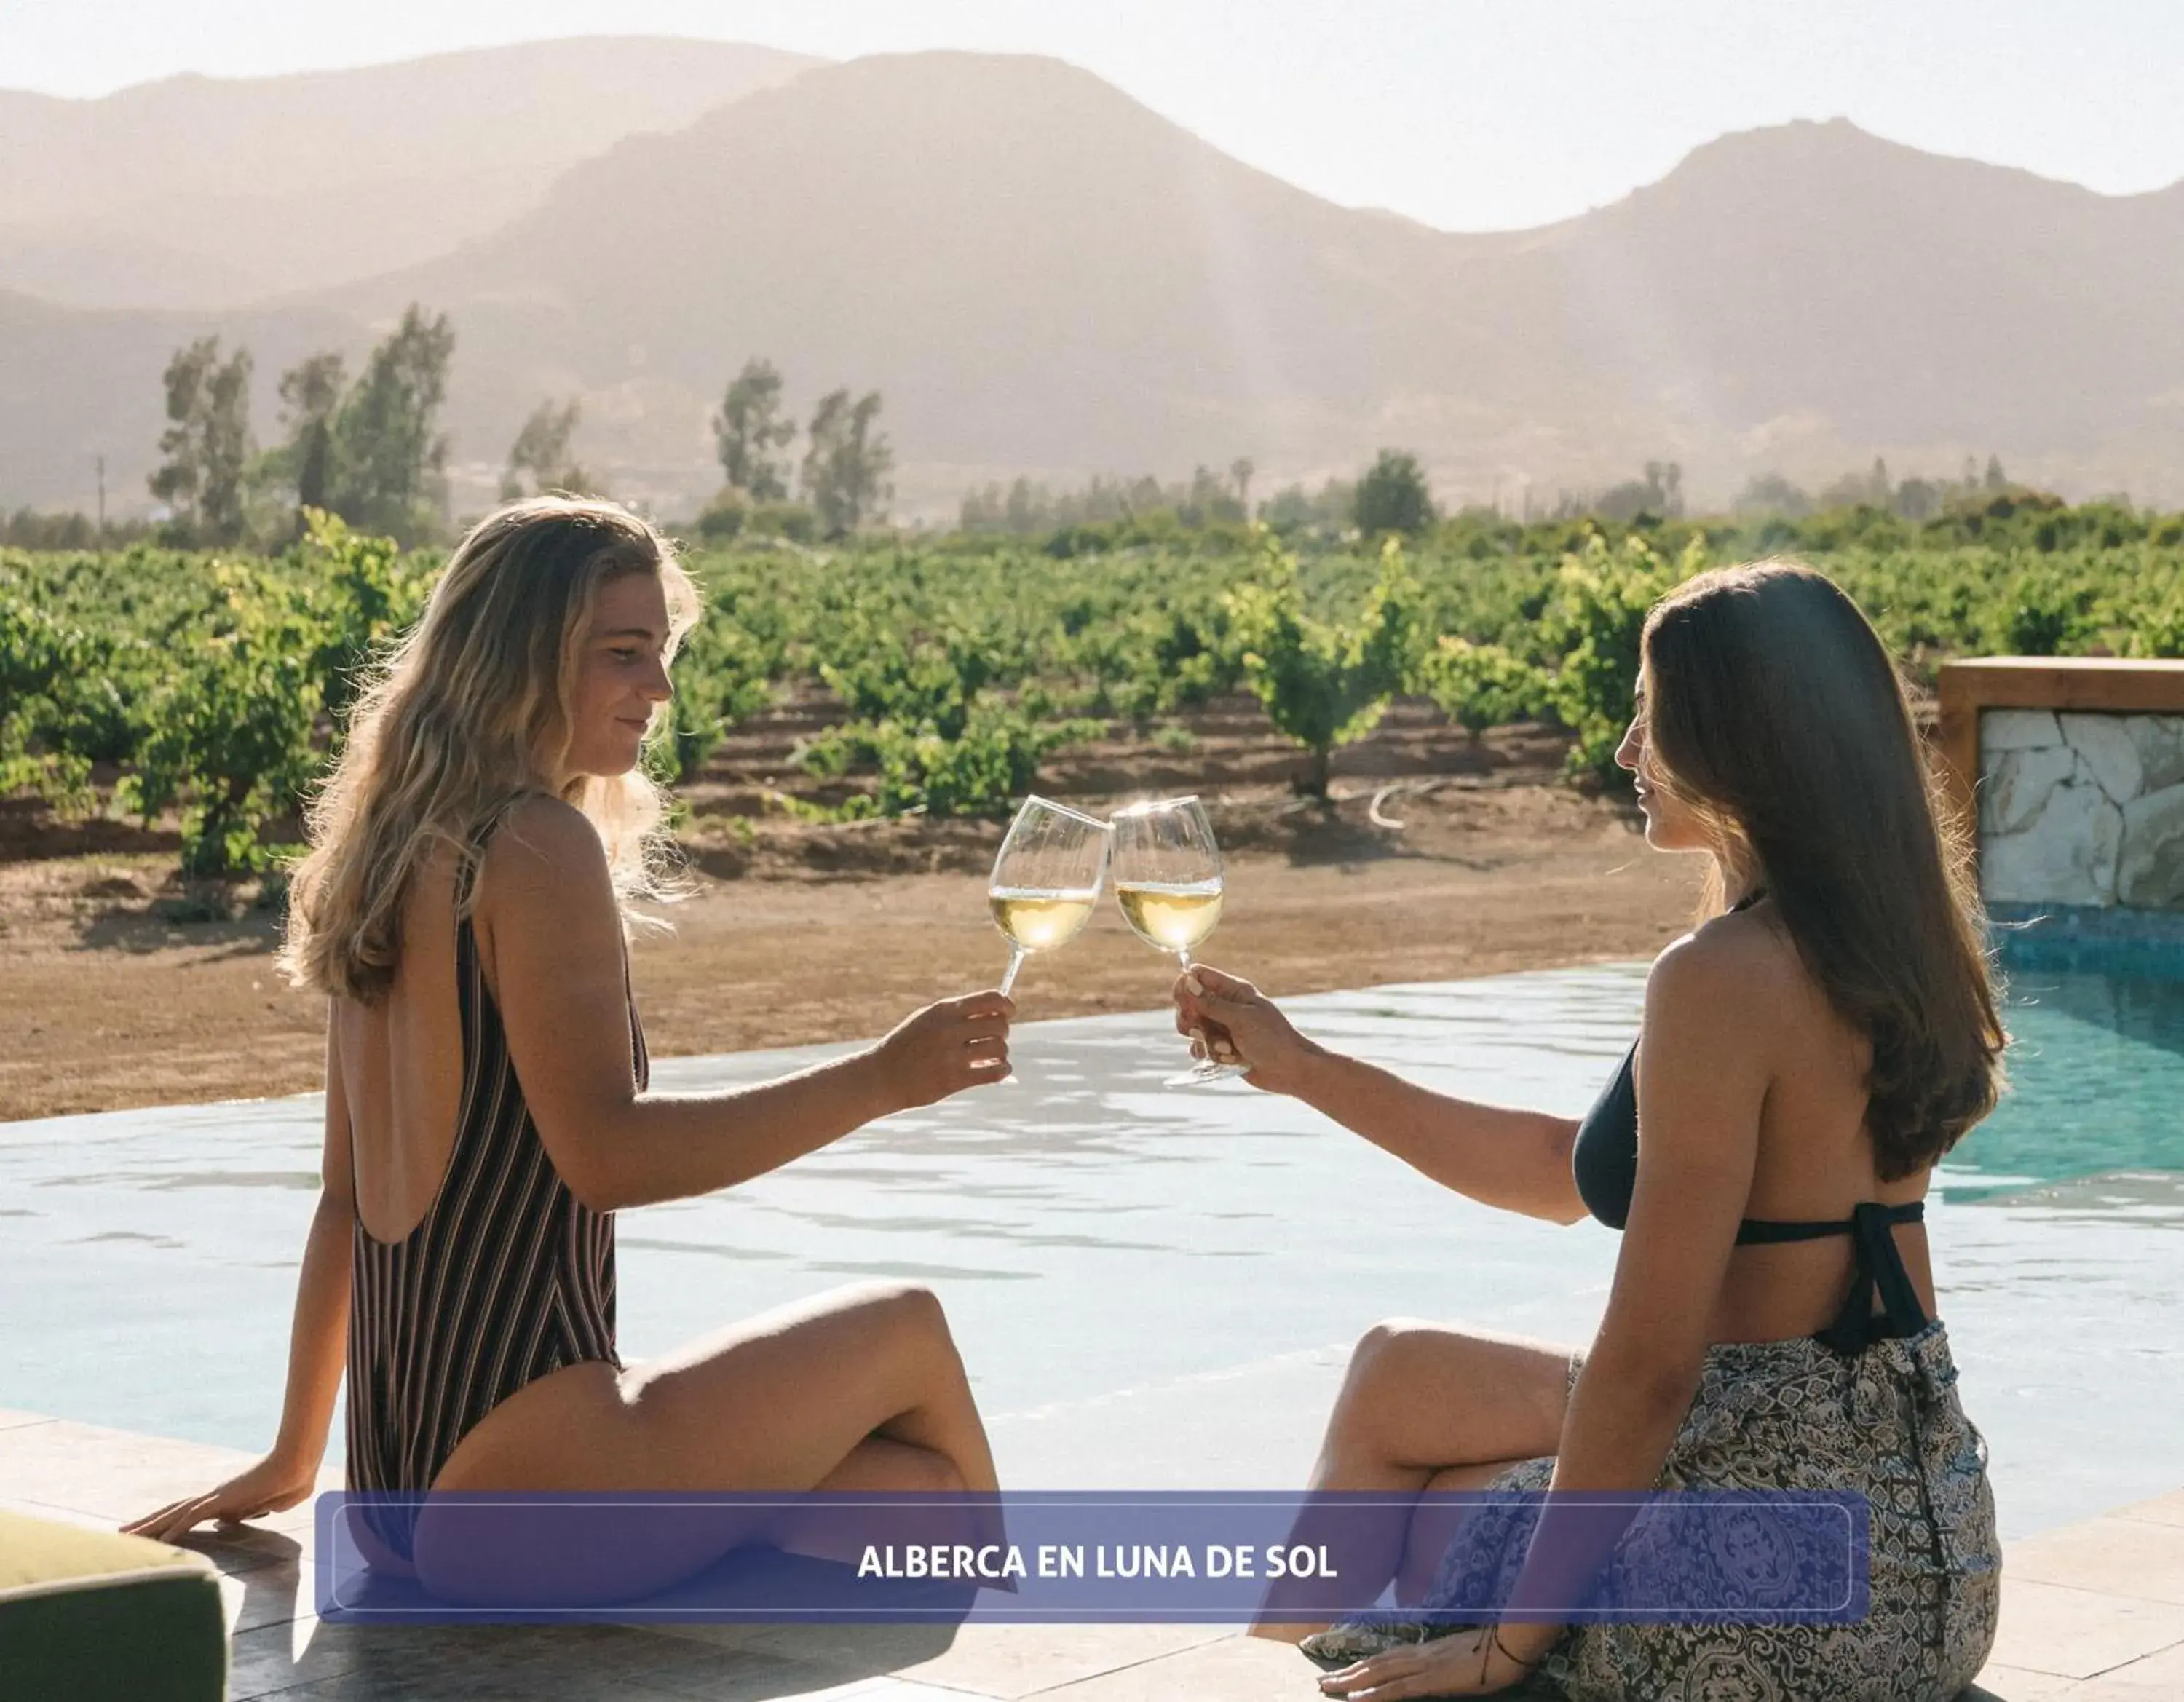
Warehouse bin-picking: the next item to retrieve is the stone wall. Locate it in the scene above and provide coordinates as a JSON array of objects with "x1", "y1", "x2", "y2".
[{"x1": 1979, "y1": 710, "x2": 2184, "y2": 909}]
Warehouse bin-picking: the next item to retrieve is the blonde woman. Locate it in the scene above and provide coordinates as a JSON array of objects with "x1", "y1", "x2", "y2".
[
  {"x1": 1178, "y1": 563, "x2": 2003, "y2": 1699},
  {"x1": 128, "y1": 499, "x2": 1011, "y2": 1592}
]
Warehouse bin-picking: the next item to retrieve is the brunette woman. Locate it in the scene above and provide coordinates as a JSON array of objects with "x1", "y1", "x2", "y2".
[{"x1": 1176, "y1": 561, "x2": 2003, "y2": 1699}]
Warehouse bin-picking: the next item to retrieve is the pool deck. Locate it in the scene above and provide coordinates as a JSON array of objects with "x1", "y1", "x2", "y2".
[{"x1": 4, "y1": 1410, "x2": 2180, "y2": 1700}]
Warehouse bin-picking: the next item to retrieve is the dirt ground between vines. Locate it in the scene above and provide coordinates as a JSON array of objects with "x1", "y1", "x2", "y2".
[{"x1": 0, "y1": 708, "x2": 1705, "y2": 1123}]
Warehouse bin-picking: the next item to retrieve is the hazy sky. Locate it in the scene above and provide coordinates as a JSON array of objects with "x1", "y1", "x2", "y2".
[{"x1": 9, "y1": 1, "x2": 2184, "y2": 231}]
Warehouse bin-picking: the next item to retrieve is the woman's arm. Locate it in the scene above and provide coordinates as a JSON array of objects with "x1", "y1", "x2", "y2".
[
  {"x1": 485, "y1": 799, "x2": 1014, "y2": 1214},
  {"x1": 1174, "y1": 966, "x2": 1586, "y2": 1223},
  {"x1": 267, "y1": 1094, "x2": 356, "y2": 1476},
  {"x1": 1496, "y1": 932, "x2": 1768, "y2": 1655},
  {"x1": 125, "y1": 1007, "x2": 356, "y2": 1538},
  {"x1": 1318, "y1": 935, "x2": 1771, "y2": 1695}
]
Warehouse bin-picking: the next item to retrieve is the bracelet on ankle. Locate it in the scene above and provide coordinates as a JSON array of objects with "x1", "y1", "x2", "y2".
[{"x1": 1491, "y1": 1626, "x2": 1543, "y2": 1671}]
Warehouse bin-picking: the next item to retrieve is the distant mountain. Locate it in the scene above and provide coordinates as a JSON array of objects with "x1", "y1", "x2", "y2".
[
  {"x1": 332, "y1": 62, "x2": 2184, "y2": 512},
  {"x1": 0, "y1": 38, "x2": 822, "y2": 309},
  {"x1": 6, "y1": 50, "x2": 2184, "y2": 518},
  {"x1": 1508, "y1": 119, "x2": 2184, "y2": 469},
  {"x1": 331, "y1": 50, "x2": 1639, "y2": 512}
]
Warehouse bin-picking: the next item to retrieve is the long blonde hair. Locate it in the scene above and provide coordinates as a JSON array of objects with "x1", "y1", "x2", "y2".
[{"x1": 280, "y1": 497, "x2": 701, "y2": 1005}]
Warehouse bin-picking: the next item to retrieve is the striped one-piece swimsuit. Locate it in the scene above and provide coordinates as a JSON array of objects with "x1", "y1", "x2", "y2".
[{"x1": 345, "y1": 841, "x2": 648, "y2": 1544}]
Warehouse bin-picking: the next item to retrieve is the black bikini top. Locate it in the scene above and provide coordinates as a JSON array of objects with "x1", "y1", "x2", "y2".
[{"x1": 1569, "y1": 890, "x2": 1930, "y2": 1354}]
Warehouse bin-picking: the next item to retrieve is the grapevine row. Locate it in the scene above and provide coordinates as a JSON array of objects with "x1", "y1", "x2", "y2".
[{"x1": 3, "y1": 501, "x2": 2180, "y2": 879}]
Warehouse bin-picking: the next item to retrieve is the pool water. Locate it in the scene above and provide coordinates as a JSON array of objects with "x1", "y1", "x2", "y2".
[
  {"x1": 1946, "y1": 967, "x2": 2184, "y2": 1198},
  {"x1": 4, "y1": 961, "x2": 2180, "y2": 1540}
]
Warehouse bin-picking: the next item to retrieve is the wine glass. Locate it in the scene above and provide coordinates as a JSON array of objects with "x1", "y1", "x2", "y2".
[
  {"x1": 1109, "y1": 796, "x2": 1241, "y2": 1085},
  {"x1": 988, "y1": 796, "x2": 1112, "y2": 1000}
]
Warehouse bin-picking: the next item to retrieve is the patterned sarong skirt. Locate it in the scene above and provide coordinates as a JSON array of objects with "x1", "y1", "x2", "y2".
[{"x1": 1326, "y1": 1321, "x2": 2000, "y2": 1701}]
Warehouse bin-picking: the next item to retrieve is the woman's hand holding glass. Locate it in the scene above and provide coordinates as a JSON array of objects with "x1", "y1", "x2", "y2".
[
  {"x1": 872, "y1": 989, "x2": 1017, "y2": 1104},
  {"x1": 1171, "y1": 964, "x2": 1321, "y2": 1095}
]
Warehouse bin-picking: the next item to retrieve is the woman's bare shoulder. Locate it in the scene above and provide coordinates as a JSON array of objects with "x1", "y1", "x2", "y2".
[
  {"x1": 1706, "y1": 901, "x2": 1800, "y2": 970},
  {"x1": 478, "y1": 796, "x2": 609, "y2": 898},
  {"x1": 1653, "y1": 903, "x2": 1836, "y2": 1073},
  {"x1": 1648, "y1": 909, "x2": 1800, "y2": 1028},
  {"x1": 471, "y1": 796, "x2": 619, "y2": 965}
]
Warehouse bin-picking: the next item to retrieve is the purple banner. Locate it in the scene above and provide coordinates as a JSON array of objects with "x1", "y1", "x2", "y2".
[{"x1": 314, "y1": 1489, "x2": 1867, "y2": 1626}]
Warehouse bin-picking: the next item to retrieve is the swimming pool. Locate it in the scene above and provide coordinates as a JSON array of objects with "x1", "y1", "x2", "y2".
[{"x1": 4, "y1": 959, "x2": 2180, "y2": 1540}]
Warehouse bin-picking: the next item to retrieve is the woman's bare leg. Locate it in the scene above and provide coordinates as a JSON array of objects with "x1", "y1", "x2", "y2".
[
  {"x1": 416, "y1": 1281, "x2": 997, "y2": 1602},
  {"x1": 758, "y1": 1431, "x2": 984, "y2": 1570},
  {"x1": 1253, "y1": 1319, "x2": 1574, "y2": 1639},
  {"x1": 1394, "y1": 1459, "x2": 1535, "y2": 1606}
]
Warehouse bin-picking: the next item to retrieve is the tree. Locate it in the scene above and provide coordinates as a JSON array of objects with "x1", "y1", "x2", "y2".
[
  {"x1": 713, "y1": 359, "x2": 796, "y2": 500},
  {"x1": 1227, "y1": 534, "x2": 1417, "y2": 796},
  {"x1": 1181, "y1": 464, "x2": 1244, "y2": 526},
  {"x1": 1259, "y1": 483, "x2": 1315, "y2": 530},
  {"x1": 147, "y1": 341, "x2": 211, "y2": 525},
  {"x1": 1985, "y1": 454, "x2": 2009, "y2": 492},
  {"x1": 1597, "y1": 460, "x2": 1684, "y2": 522},
  {"x1": 1004, "y1": 476, "x2": 1043, "y2": 535},
  {"x1": 1541, "y1": 531, "x2": 1691, "y2": 785},
  {"x1": 328, "y1": 304, "x2": 455, "y2": 542},
  {"x1": 149, "y1": 336, "x2": 255, "y2": 543},
  {"x1": 117, "y1": 569, "x2": 323, "y2": 874},
  {"x1": 1651, "y1": 460, "x2": 1685, "y2": 517},
  {"x1": 801, "y1": 388, "x2": 893, "y2": 536},
  {"x1": 1894, "y1": 478, "x2": 1941, "y2": 521},
  {"x1": 1353, "y1": 450, "x2": 1435, "y2": 537},
  {"x1": 801, "y1": 389, "x2": 849, "y2": 527},
  {"x1": 1732, "y1": 472, "x2": 1812, "y2": 518},
  {"x1": 501, "y1": 398, "x2": 587, "y2": 500},
  {"x1": 1415, "y1": 636, "x2": 1551, "y2": 737},
  {"x1": 273, "y1": 352, "x2": 347, "y2": 519},
  {"x1": 1817, "y1": 459, "x2": 1894, "y2": 511}
]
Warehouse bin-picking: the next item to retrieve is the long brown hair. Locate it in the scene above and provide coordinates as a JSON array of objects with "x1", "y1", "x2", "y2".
[
  {"x1": 1639, "y1": 560, "x2": 2004, "y2": 1178},
  {"x1": 279, "y1": 498, "x2": 700, "y2": 1005}
]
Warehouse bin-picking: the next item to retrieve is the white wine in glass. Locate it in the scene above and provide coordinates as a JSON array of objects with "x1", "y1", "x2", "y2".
[
  {"x1": 1115, "y1": 881, "x2": 1223, "y2": 955},
  {"x1": 988, "y1": 796, "x2": 1112, "y2": 1000},
  {"x1": 1109, "y1": 796, "x2": 1243, "y2": 1085}
]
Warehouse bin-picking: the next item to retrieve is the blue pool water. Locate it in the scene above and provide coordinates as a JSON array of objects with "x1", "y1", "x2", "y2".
[
  {"x1": 1944, "y1": 966, "x2": 2184, "y2": 1198},
  {"x1": 3, "y1": 960, "x2": 2180, "y2": 1540}
]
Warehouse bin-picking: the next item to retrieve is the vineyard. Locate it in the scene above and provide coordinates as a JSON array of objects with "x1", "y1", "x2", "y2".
[{"x1": 4, "y1": 499, "x2": 2183, "y2": 883}]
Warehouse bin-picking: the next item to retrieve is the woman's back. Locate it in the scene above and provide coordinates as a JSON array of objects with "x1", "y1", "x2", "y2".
[
  {"x1": 340, "y1": 820, "x2": 645, "y2": 1511},
  {"x1": 336, "y1": 844, "x2": 469, "y2": 1244},
  {"x1": 1685, "y1": 901, "x2": 1936, "y2": 1344}
]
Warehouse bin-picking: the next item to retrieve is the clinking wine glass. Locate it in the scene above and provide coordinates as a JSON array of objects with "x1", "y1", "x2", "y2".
[
  {"x1": 1109, "y1": 796, "x2": 1241, "y2": 1086},
  {"x1": 988, "y1": 796, "x2": 1112, "y2": 1002}
]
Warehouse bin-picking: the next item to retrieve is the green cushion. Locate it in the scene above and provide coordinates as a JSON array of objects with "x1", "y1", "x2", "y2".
[{"x1": 0, "y1": 1509, "x2": 226, "y2": 1702}]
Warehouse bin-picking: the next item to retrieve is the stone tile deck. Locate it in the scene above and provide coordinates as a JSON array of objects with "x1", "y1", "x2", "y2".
[{"x1": 3, "y1": 1412, "x2": 2177, "y2": 1700}]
